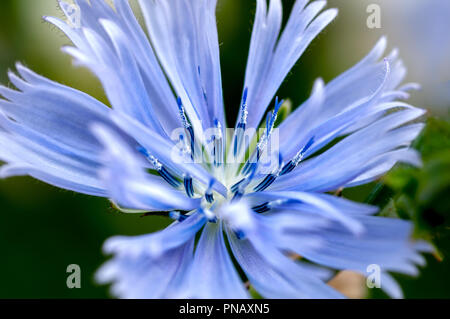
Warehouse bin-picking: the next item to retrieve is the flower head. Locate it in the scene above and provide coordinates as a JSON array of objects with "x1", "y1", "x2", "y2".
[{"x1": 0, "y1": 0, "x2": 432, "y2": 298}]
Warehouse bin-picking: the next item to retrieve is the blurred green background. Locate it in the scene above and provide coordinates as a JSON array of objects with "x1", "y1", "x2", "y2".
[{"x1": 0, "y1": 0, "x2": 448, "y2": 298}]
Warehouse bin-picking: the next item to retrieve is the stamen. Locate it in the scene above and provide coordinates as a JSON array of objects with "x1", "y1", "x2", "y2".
[
  {"x1": 234, "y1": 230, "x2": 246, "y2": 240},
  {"x1": 233, "y1": 88, "x2": 249, "y2": 157},
  {"x1": 199, "y1": 207, "x2": 217, "y2": 223},
  {"x1": 267, "y1": 97, "x2": 283, "y2": 135},
  {"x1": 230, "y1": 178, "x2": 244, "y2": 194},
  {"x1": 253, "y1": 174, "x2": 277, "y2": 192},
  {"x1": 177, "y1": 134, "x2": 190, "y2": 157},
  {"x1": 280, "y1": 136, "x2": 315, "y2": 176},
  {"x1": 241, "y1": 98, "x2": 283, "y2": 176},
  {"x1": 262, "y1": 97, "x2": 283, "y2": 143},
  {"x1": 253, "y1": 153, "x2": 283, "y2": 192},
  {"x1": 137, "y1": 146, "x2": 181, "y2": 188},
  {"x1": 177, "y1": 97, "x2": 195, "y2": 158},
  {"x1": 231, "y1": 191, "x2": 243, "y2": 203},
  {"x1": 137, "y1": 145, "x2": 151, "y2": 159},
  {"x1": 252, "y1": 198, "x2": 297, "y2": 213},
  {"x1": 231, "y1": 163, "x2": 257, "y2": 201},
  {"x1": 159, "y1": 166, "x2": 182, "y2": 188},
  {"x1": 177, "y1": 97, "x2": 190, "y2": 128},
  {"x1": 252, "y1": 202, "x2": 271, "y2": 213},
  {"x1": 241, "y1": 160, "x2": 257, "y2": 176},
  {"x1": 239, "y1": 87, "x2": 249, "y2": 126},
  {"x1": 183, "y1": 175, "x2": 194, "y2": 198},
  {"x1": 169, "y1": 211, "x2": 188, "y2": 222},
  {"x1": 213, "y1": 119, "x2": 223, "y2": 167},
  {"x1": 280, "y1": 161, "x2": 295, "y2": 176},
  {"x1": 205, "y1": 179, "x2": 215, "y2": 203},
  {"x1": 205, "y1": 192, "x2": 214, "y2": 203},
  {"x1": 177, "y1": 97, "x2": 189, "y2": 129},
  {"x1": 293, "y1": 137, "x2": 314, "y2": 165}
]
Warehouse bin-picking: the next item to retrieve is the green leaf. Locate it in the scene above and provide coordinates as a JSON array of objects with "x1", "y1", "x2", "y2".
[{"x1": 382, "y1": 117, "x2": 450, "y2": 254}]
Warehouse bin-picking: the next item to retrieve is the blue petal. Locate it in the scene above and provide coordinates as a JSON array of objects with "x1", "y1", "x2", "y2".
[
  {"x1": 0, "y1": 162, "x2": 105, "y2": 196},
  {"x1": 219, "y1": 201, "x2": 340, "y2": 298},
  {"x1": 0, "y1": 65, "x2": 128, "y2": 196},
  {"x1": 278, "y1": 38, "x2": 413, "y2": 161},
  {"x1": 296, "y1": 193, "x2": 379, "y2": 216},
  {"x1": 186, "y1": 222, "x2": 249, "y2": 299},
  {"x1": 0, "y1": 64, "x2": 119, "y2": 155},
  {"x1": 322, "y1": 38, "x2": 406, "y2": 119},
  {"x1": 241, "y1": 0, "x2": 337, "y2": 130},
  {"x1": 227, "y1": 228, "x2": 342, "y2": 299},
  {"x1": 380, "y1": 273, "x2": 403, "y2": 299},
  {"x1": 346, "y1": 148, "x2": 422, "y2": 187},
  {"x1": 98, "y1": 209, "x2": 207, "y2": 298},
  {"x1": 47, "y1": 0, "x2": 183, "y2": 136},
  {"x1": 293, "y1": 215, "x2": 431, "y2": 276},
  {"x1": 103, "y1": 212, "x2": 206, "y2": 259},
  {"x1": 93, "y1": 124, "x2": 201, "y2": 212},
  {"x1": 138, "y1": 0, "x2": 225, "y2": 131},
  {"x1": 97, "y1": 238, "x2": 195, "y2": 299},
  {"x1": 271, "y1": 108, "x2": 425, "y2": 192},
  {"x1": 226, "y1": 197, "x2": 430, "y2": 299},
  {"x1": 246, "y1": 191, "x2": 365, "y2": 234}
]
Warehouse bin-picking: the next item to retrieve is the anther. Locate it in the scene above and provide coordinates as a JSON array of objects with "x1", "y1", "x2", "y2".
[
  {"x1": 252, "y1": 202, "x2": 271, "y2": 213},
  {"x1": 280, "y1": 136, "x2": 315, "y2": 176},
  {"x1": 177, "y1": 97, "x2": 195, "y2": 158},
  {"x1": 253, "y1": 153, "x2": 283, "y2": 192},
  {"x1": 184, "y1": 175, "x2": 194, "y2": 198},
  {"x1": 241, "y1": 98, "x2": 283, "y2": 176},
  {"x1": 199, "y1": 207, "x2": 217, "y2": 223},
  {"x1": 159, "y1": 166, "x2": 181, "y2": 188},
  {"x1": 169, "y1": 211, "x2": 188, "y2": 222},
  {"x1": 213, "y1": 119, "x2": 223, "y2": 167},
  {"x1": 253, "y1": 174, "x2": 277, "y2": 192},
  {"x1": 205, "y1": 179, "x2": 215, "y2": 203},
  {"x1": 231, "y1": 191, "x2": 243, "y2": 203},
  {"x1": 233, "y1": 88, "x2": 249, "y2": 157},
  {"x1": 251, "y1": 199, "x2": 297, "y2": 214},
  {"x1": 234, "y1": 230, "x2": 246, "y2": 240},
  {"x1": 137, "y1": 146, "x2": 181, "y2": 188}
]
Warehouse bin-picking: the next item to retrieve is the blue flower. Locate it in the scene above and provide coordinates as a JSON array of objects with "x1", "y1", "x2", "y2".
[{"x1": 0, "y1": 0, "x2": 432, "y2": 299}]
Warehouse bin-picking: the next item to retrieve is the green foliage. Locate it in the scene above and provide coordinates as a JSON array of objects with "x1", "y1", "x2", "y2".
[
  {"x1": 367, "y1": 116, "x2": 450, "y2": 298},
  {"x1": 383, "y1": 117, "x2": 450, "y2": 257}
]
